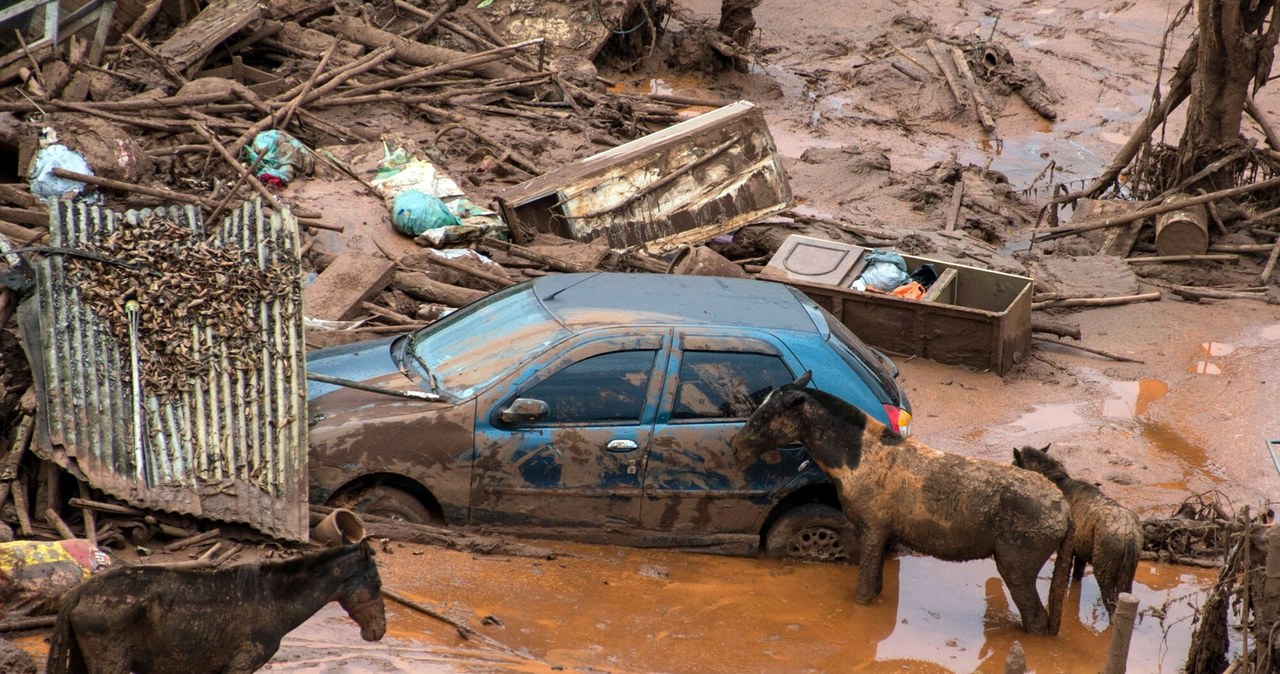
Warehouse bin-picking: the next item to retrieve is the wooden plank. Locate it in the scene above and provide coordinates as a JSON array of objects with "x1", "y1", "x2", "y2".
[
  {"x1": 303, "y1": 253, "x2": 396, "y2": 321},
  {"x1": 155, "y1": 0, "x2": 262, "y2": 76}
]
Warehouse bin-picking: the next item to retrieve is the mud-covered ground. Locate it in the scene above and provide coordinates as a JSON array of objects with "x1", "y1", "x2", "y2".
[{"x1": 10, "y1": 0, "x2": 1280, "y2": 671}]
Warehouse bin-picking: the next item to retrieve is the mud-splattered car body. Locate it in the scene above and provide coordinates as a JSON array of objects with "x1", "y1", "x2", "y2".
[{"x1": 306, "y1": 273, "x2": 911, "y2": 559}]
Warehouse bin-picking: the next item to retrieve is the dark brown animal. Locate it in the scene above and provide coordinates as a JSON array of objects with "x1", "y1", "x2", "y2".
[
  {"x1": 1013, "y1": 444, "x2": 1143, "y2": 616},
  {"x1": 732, "y1": 373, "x2": 1074, "y2": 635},
  {"x1": 46, "y1": 539, "x2": 385, "y2": 674}
]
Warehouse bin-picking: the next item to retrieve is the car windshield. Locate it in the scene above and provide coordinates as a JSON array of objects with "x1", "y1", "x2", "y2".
[{"x1": 408, "y1": 284, "x2": 571, "y2": 398}]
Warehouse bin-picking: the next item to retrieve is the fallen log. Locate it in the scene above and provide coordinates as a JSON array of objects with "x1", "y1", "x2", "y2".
[
  {"x1": 950, "y1": 45, "x2": 996, "y2": 132},
  {"x1": 312, "y1": 15, "x2": 521, "y2": 81},
  {"x1": 1031, "y1": 320, "x2": 1082, "y2": 340},
  {"x1": 926, "y1": 39, "x2": 967, "y2": 107},
  {"x1": 0, "y1": 616, "x2": 57, "y2": 632},
  {"x1": 1126, "y1": 253, "x2": 1239, "y2": 264},
  {"x1": 1032, "y1": 291, "x2": 1162, "y2": 309},
  {"x1": 361, "y1": 301, "x2": 418, "y2": 326},
  {"x1": 51, "y1": 168, "x2": 217, "y2": 208},
  {"x1": 479, "y1": 238, "x2": 593, "y2": 273},
  {"x1": 393, "y1": 271, "x2": 488, "y2": 307},
  {"x1": 1033, "y1": 175, "x2": 1280, "y2": 242},
  {"x1": 402, "y1": 253, "x2": 514, "y2": 289}
]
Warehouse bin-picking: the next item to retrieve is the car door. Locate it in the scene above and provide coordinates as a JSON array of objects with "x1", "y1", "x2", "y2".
[
  {"x1": 641, "y1": 332, "x2": 811, "y2": 534},
  {"x1": 470, "y1": 331, "x2": 669, "y2": 531}
]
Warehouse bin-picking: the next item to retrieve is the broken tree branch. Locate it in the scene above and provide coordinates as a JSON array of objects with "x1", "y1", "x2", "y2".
[
  {"x1": 1034, "y1": 337, "x2": 1146, "y2": 363},
  {"x1": 950, "y1": 46, "x2": 996, "y2": 132},
  {"x1": 1126, "y1": 253, "x2": 1239, "y2": 264},
  {"x1": 1033, "y1": 175, "x2": 1280, "y2": 242},
  {"x1": 926, "y1": 39, "x2": 967, "y2": 106},
  {"x1": 1032, "y1": 291, "x2": 1162, "y2": 309}
]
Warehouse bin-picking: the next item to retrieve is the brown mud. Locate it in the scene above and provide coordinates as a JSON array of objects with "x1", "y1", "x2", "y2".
[
  {"x1": 260, "y1": 540, "x2": 1216, "y2": 674},
  {"x1": 8, "y1": 0, "x2": 1279, "y2": 671}
]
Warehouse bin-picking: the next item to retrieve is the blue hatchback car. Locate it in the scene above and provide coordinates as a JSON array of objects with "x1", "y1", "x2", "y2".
[{"x1": 306, "y1": 272, "x2": 911, "y2": 562}]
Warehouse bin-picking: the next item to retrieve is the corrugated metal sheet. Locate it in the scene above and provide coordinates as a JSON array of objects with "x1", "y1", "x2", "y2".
[{"x1": 20, "y1": 199, "x2": 308, "y2": 540}]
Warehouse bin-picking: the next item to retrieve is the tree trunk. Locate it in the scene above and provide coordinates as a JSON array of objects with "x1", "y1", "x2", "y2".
[{"x1": 1177, "y1": 0, "x2": 1279, "y2": 187}]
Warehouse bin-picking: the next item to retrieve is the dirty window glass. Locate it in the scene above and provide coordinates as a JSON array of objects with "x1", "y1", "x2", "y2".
[
  {"x1": 521, "y1": 350, "x2": 656, "y2": 424},
  {"x1": 672, "y1": 351, "x2": 793, "y2": 421},
  {"x1": 412, "y1": 285, "x2": 571, "y2": 396}
]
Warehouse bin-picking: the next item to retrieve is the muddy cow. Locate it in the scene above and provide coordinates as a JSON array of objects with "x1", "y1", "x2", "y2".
[
  {"x1": 46, "y1": 539, "x2": 385, "y2": 674},
  {"x1": 732, "y1": 373, "x2": 1074, "y2": 635},
  {"x1": 1013, "y1": 444, "x2": 1143, "y2": 616}
]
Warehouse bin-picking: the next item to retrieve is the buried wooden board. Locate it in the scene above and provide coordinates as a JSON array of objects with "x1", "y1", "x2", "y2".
[
  {"x1": 303, "y1": 252, "x2": 396, "y2": 321},
  {"x1": 156, "y1": 0, "x2": 262, "y2": 77},
  {"x1": 496, "y1": 101, "x2": 793, "y2": 253}
]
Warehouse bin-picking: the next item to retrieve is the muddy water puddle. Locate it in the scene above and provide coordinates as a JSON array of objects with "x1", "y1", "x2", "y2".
[{"x1": 259, "y1": 540, "x2": 1220, "y2": 673}]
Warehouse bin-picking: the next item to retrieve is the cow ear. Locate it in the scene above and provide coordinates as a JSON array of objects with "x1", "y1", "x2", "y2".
[
  {"x1": 778, "y1": 387, "x2": 806, "y2": 408},
  {"x1": 1040, "y1": 443, "x2": 1052, "y2": 453},
  {"x1": 794, "y1": 370, "x2": 812, "y2": 388}
]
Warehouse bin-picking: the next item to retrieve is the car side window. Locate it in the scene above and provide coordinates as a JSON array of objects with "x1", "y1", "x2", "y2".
[
  {"x1": 672, "y1": 351, "x2": 794, "y2": 421},
  {"x1": 520, "y1": 350, "x2": 657, "y2": 424}
]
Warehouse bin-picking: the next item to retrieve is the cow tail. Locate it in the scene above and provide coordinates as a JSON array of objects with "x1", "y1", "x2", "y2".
[
  {"x1": 1119, "y1": 535, "x2": 1139, "y2": 594},
  {"x1": 46, "y1": 586, "x2": 85, "y2": 674},
  {"x1": 1047, "y1": 514, "x2": 1075, "y2": 636}
]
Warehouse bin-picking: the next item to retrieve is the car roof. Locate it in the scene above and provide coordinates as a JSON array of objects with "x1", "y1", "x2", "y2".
[{"x1": 531, "y1": 273, "x2": 820, "y2": 332}]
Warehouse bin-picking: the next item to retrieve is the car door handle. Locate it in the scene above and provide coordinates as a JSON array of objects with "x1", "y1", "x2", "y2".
[{"x1": 606, "y1": 439, "x2": 638, "y2": 452}]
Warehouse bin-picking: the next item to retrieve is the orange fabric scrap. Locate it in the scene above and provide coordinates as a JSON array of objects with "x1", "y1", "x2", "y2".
[{"x1": 890, "y1": 281, "x2": 926, "y2": 300}]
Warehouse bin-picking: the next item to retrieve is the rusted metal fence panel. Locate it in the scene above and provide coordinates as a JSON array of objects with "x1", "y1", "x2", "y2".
[{"x1": 18, "y1": 199, "x2": 308, "y2": 540}]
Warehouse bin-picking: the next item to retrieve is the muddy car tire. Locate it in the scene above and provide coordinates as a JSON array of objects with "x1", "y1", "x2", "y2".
[
  {"x1": 764, "y1": 503, "x2": 859, "y2": 564},
  {"x1": 331, "y1": 486, "x2": 436, "y2": 525}
]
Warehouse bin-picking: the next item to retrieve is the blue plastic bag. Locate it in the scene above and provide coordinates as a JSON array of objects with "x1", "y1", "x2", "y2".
[
  {"x1": 27, "y1": 144, "x2": 96, "y2": 201},
  {"x1": 243, "y1": 130, "x2": 314, "y2": 186},
  {"x1": 856, "y1": 250, "x2": 910, "y2": 291},
  {"x1": 391, "y1": 190, "x2": 463, "y2": 236}
]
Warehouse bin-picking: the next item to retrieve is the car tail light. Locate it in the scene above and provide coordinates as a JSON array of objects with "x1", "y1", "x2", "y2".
[{"x1": 884, "y1": 405, "x2": 912, "y2": 438}]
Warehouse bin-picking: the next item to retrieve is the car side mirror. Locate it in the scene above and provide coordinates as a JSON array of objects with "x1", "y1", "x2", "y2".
[{"x1": 501, "y1": 398, "x2": 550, "y2": 424}]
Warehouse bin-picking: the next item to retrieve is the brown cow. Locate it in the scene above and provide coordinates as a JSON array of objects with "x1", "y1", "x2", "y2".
[
  {"x1": 1013, "y1": 444, "x2": 1143, "y2": 616},
  {"x1": 732, "y1": 372, "x2": 1074, "y2": 635}
]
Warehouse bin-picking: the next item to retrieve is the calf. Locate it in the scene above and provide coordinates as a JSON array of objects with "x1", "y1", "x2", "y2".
[{"x1": 1013, "y1": 444, "x2": 1143, "y2": 616}]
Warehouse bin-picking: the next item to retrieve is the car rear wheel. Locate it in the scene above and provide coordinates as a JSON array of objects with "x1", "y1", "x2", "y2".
[
  {"x1": 764, "y1": 503, "x2": 859, "y2": 564},
  {"x1": 330, "y1": 485, "x2": 437, "y2": 525}
]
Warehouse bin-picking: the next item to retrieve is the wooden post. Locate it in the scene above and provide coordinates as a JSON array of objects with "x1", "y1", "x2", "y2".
[
  {"x1": 78, "y1": 482, "x2": 97, "y2": 547},
  {"x1": 1259, "y1": 525, "x2": 1280, "y2": 669},
  {"x1": 1103, "y1": 593, "x2": 1140, "y2": 674},
  {"x1": 11, "y1": 479, "x2": 32, "y2": 536}
]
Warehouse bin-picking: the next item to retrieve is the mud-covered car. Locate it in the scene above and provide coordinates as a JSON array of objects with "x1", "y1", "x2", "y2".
[{"x1": 306, "y1": 273, "x2": 911, "y2": 563}]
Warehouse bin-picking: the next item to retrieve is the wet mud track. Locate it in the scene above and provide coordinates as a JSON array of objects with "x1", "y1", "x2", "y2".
[{"x1": 254, "y1": 540, "x2": 1213, "y2": 674}]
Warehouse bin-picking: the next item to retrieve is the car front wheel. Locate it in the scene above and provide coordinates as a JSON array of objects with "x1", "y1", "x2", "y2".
[
  {"x1": 764, "y1": 503, "x2": 859, "y2": 564},
  {"x1": 330, "y1": 485, "x2": 437, "y2": 525}
]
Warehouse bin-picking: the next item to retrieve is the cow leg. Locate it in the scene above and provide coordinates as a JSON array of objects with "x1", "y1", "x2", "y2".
[
  {"x1": 854, "y1": 527, "x2": 890, "y2": 604},
  {"x1": 994, "y1": 551, "x2": 1049, "y2": 635}
]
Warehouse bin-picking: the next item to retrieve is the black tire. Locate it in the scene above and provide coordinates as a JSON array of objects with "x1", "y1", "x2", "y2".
[
  {"x1": 331, "y1": 485, "x2": 437, "y2": 525},
  {"x1": 764, "y1": 503, "x2": 859, "y2": 564}
]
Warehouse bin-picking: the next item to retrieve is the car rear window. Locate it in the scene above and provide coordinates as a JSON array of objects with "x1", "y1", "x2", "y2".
[
  {"x1": 411, "y1": 285, "x2": 572, "y2": 396},
  {"x1": 820, "y1": 310, "x2": 902, "y2": 407}
]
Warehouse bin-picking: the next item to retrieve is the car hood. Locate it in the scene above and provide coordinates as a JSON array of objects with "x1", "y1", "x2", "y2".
[{"x1": 306, "y1": 336, "x2": 402, "y2": 400}]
